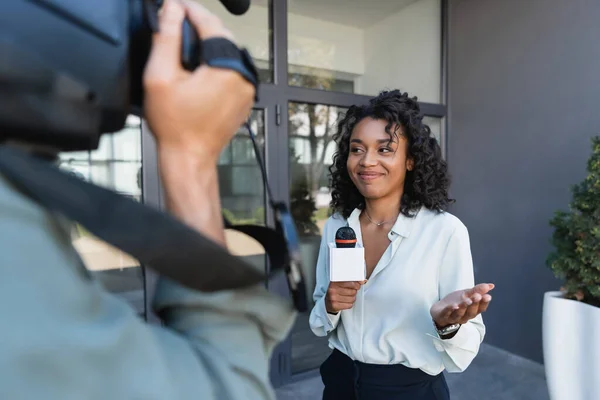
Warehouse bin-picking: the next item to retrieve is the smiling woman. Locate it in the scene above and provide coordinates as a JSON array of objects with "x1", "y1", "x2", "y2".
[
  {"x1": 330, "y1": 90, "x2": 452, "y2": 220},
  {"x1": 308, "y1": 90, "x2": 495, "y2": 400}
]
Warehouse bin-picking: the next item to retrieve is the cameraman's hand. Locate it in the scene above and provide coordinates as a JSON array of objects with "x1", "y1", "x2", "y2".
[
  {"x1": 142, "y1": 0, "x2": 255, "y2": 246},
  {"x1": 143, "y1": 0, "x2": 254, "y2": 166}
]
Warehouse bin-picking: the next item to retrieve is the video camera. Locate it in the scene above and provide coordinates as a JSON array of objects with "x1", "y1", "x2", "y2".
[
  {"x1": 0, "y1": 0, "x2": 252, "y2": 150},
  {"x1": 0, "y1": 0, "x2": 308, "y2": 312}
]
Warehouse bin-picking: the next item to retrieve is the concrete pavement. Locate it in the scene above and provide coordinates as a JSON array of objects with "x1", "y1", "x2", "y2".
[{"x1": 275, "y1": 343, "x2": 549, "y2": 400}]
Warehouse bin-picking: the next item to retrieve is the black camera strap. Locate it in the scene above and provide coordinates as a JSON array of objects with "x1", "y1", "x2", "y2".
[{"x1": 0, "y1": 141, "x2": 307, "y2": 311}]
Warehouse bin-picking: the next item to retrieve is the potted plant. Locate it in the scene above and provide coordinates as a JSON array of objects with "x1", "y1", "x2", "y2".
[{"x1": 543, "y1": 136, "x2": 600, "y2": 400}]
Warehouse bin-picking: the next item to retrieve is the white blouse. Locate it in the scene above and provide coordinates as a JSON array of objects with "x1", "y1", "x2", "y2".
[{"x1": 309, "y1": 207, "x2": 485, "y2": 375}]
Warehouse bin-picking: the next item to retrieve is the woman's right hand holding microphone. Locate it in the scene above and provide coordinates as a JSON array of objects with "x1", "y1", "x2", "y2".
[{"x1": 325, "y1": 281, "x2": 366, "y2": 314}]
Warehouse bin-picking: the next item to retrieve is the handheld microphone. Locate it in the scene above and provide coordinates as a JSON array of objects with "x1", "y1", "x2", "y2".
[
  {"x1": 329, "y1": 226, "x2": 364, "y2": 282},
  {"x1": 335, "y1": 227, "x2": 357, "y2": 248}
]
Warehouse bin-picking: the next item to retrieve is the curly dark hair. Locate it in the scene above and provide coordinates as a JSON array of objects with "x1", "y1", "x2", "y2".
[{"x1": 329, "y1": 89, "x2": 454, "y2": 219}]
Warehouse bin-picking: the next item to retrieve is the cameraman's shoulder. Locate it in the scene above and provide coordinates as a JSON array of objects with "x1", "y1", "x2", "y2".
[
  {"x1": 0, "y1": 173, "x2": 76, "y2": 254},
  {"x1": 0, "y1": 173, "x2": 46, "y2": 218}
]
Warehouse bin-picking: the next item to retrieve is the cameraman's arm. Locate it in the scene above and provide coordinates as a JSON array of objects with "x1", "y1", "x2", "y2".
[
  {"x1": 145, "y1": 1, "x2": 295, "y2": 399},
  {"x1": 154, "y1": 151, "x2": 295, "y2": 400},
  {"x1": 159, "y1": 152, "x2": 226, "y2": 245}
]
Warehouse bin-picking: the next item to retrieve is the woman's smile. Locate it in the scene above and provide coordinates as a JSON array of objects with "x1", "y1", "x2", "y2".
[{"x1": 357, "y1": 170, "x2": 384, "y2": 182}]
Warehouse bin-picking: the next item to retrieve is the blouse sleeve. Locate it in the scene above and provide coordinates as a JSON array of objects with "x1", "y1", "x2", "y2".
[
  {"x1": 308, "y1": 219, "x2": 341, "y2": 336},
  {"x1": 428, "y1": 221, "x2": 486, "y2": 373}
]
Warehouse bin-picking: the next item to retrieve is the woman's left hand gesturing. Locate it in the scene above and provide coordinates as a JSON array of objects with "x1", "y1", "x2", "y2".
[{"x1": 430, "y1": 283, "x2": 495, "y2": 328}]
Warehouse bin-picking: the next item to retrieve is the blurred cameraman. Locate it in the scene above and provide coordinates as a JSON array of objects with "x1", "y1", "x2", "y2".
[{"x1": 0, "y1": 1, "x2": 295, "y2": 399}]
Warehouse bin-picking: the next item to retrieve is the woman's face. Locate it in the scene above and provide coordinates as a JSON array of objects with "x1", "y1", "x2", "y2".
[{"x1": 346, "y1": 117, "x2": 413, "y2": 201}]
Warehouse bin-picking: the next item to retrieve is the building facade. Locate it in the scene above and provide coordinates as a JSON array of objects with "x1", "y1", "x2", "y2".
[
  {"x1": 58, "y1": 0, "x2": 598, "y2": 388},
  {"x1": 447, "y1": 0, "x2": 600, "y2": 363}
]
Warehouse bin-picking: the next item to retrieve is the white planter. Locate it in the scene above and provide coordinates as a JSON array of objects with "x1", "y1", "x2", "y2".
[{"x1": 542, "y1": 291, "x2": 600, "y2": 400}]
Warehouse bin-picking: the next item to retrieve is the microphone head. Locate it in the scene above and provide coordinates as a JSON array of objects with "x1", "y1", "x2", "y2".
[
  {"x1": 220, "y1": 0, "x2": 251, "y2": 15},
  {"x1": 335, "y1": 227, "x2": 357, "y2": 248}
]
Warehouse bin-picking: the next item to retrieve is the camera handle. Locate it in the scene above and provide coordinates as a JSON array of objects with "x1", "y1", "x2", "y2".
[{"x1": 181, "y1": 18, "x2": 200, "y2": 71}]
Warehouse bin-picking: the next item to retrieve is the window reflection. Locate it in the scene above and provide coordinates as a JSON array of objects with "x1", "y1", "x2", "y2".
[
  {"x1": 287, "y1": 0, "x2": 442, "y2": 102},
  {"x1": 289, "y1": 102, "x2": 347, "y2": 373},
  {"x1": 58, "y1": 115, "x2": 144, "y2": 311},
  {"x1": 219, "y1": 110, "x2": 267, "y2": 272},
  {"x1": 202, "y1": 0, "x2": 273, "y2": 83},
  {"x1": 289, "y1": 103, "x2": 344, "y2": 235},
  {"x1": 59, "y1": 117, "x2": 142, "y2": 200}
]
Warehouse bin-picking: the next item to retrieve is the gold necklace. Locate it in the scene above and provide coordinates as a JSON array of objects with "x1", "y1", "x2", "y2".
[{"x1": 364, "y1": 209, "x2": 397, "y2": 226}]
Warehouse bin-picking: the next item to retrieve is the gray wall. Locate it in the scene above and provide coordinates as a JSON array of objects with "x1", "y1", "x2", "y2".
[{"x1": 447, "y1": 0, "x2": 600, "y2": 362}]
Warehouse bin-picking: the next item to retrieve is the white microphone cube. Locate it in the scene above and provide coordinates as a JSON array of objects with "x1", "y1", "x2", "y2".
[{"x1": 328, "y1": 242, "x2": 366, "y2": 282}]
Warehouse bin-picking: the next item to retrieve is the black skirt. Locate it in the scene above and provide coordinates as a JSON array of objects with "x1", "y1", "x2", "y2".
[{"x1": 320, "y1": 349, "x2": 450, "y2": 400}]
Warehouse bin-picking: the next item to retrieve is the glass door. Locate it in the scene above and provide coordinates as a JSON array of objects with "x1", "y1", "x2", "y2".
[
  {"x1": 288, "y1": 101, "x2": 347, "y2": 373},
  {"x1": 221, "y1": 109, "x2": 268, "y2": 272}
]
